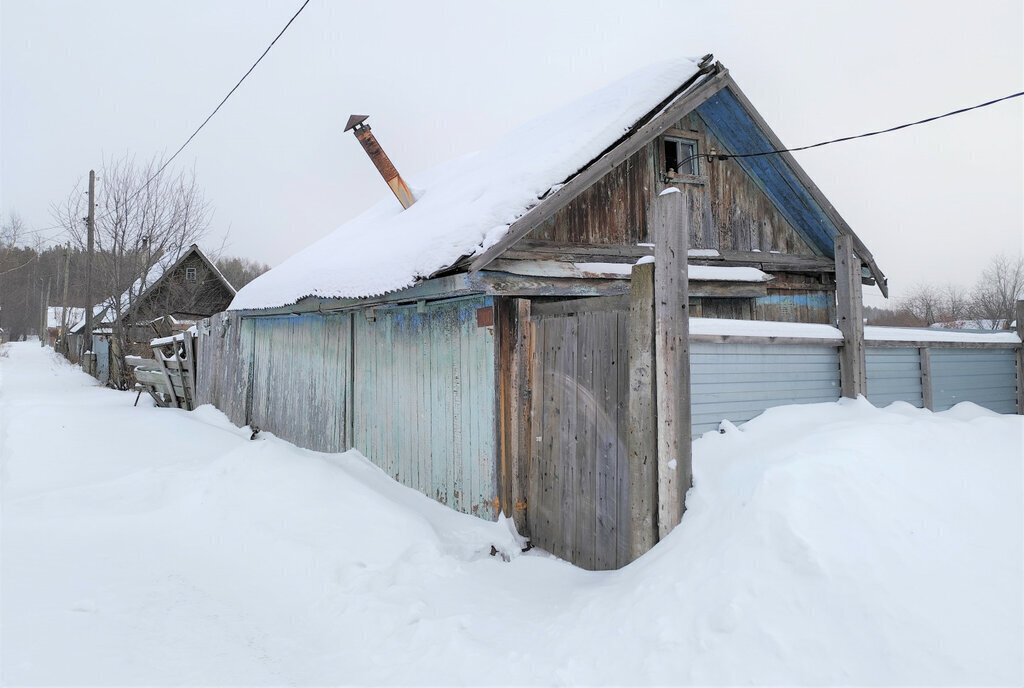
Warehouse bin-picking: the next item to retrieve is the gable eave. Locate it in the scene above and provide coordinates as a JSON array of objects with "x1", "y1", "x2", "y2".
[
  {"x1": 466, "y1": 61, "x2": 732, "y2": 273},
  {"x1": 699, "y1": 75, "x2": 888, "y2": 296}
]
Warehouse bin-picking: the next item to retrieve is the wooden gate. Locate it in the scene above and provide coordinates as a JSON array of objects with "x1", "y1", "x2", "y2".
[{"x1": 527, "y1": 296, "x2": 632, "y2": 570}]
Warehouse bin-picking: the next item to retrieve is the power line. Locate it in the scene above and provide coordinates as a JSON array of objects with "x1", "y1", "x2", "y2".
[
  {"x1": 94, "y1": 0, "x2": 311, "y2": 222},
  {"x1": 702, "y1": 91, "x2": 1023, "y2": 163}
]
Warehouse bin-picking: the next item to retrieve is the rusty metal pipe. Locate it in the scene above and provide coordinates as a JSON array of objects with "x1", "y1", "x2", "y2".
[{"x1": 345, "y1": 115, "x2": 416, "y2": 210}]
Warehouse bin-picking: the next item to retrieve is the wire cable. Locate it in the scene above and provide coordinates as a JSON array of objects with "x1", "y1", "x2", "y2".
[
  {"x1": 94, "y1": 0, "x2": 311, "y2": 223},
  {"x1": 698, "y1": 91, "x2": 1023, "y2": 163}
]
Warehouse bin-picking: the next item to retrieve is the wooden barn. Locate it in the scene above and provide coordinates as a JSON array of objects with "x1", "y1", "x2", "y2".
[
  {"x1": 199, "y1": 55, "x2": 910, "y2": 569},
  {"x1": 76, "y1": 244, "x2": 235, "y2": 384}
]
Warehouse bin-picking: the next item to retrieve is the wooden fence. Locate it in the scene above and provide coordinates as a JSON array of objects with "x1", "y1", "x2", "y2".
[{"x1": 127, "y1": 329, "x2": 199, "y2": 410}]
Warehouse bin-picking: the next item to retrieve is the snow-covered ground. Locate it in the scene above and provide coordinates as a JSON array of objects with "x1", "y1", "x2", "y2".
[{"x1": 2, "y1": 342, "x2": 1021, "y2": 686}]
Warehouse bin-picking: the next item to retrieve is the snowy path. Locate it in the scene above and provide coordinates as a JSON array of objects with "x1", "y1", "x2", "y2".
[{"x1": 1, "y1": 342, "x2": 1021, "y2": 685}]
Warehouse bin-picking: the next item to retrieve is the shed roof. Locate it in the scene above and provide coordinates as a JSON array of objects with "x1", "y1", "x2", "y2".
[{"x1": 231, "y1": 56, "x2": 884, "y2": 311}]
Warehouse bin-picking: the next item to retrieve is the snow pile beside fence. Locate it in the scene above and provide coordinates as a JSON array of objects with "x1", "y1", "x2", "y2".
[{"x1": 1, "y1": 342, "x2": 1021, "y2": 685}]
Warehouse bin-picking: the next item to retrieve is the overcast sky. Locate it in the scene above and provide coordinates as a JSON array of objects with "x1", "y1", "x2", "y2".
[{"x1": 2, "y1": 0, "x2": 1022, "y2": 306}]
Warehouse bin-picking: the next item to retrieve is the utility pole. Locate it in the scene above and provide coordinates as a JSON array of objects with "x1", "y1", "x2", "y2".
[
  {"x1": 59, "y1": 242, "x2": 72, "y2": 353},
  {"x1": 40, "y1": 278, "x2": 51, "y2": 347},
  {"x1": 84, "y1": 169, "x2": 95, "y2": 354}
]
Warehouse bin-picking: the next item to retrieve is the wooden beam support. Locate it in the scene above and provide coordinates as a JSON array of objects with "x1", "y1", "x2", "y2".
[
  {"x1": 919, "y1": 347, "x2": 934, "y2": 411},
  {"x1": 1016, "y1": 301, "x2": 1024, "y2": 415},
  {"x1": 835, "y1": 235, "x2": 866, "y2": 398},
  {"x1": 627, "y1": 261, "x2": 658, "y2": 560},
  {"x1": 653, "y1": 188, "x2": 692, "y2": 539}
]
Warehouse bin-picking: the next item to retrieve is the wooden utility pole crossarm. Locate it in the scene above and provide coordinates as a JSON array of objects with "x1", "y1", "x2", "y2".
[{"x1": 653, "y1": 187, "x2": 692, "y2": 539}]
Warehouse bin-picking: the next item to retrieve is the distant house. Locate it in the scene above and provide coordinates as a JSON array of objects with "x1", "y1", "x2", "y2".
[
  {"x1": 199, "y1": 56, "x2": 891, "y2": 569},
  {"x1": 45, "y1": 306, "x2": 86, "y2": 348},
  {"x1": 75, "y1": 244, "x2": 235, "y2": 384}
]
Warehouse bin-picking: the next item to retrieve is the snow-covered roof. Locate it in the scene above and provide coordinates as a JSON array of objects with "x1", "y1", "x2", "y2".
[
  {"x1": 231, "y1": 58, "x2": 704, "y2": 311},
  {"x1": 100, "y1": 250, "x2": 182, "y2": 324},
  {"x1": 46, "y1": 307, "x2": 86, "y2": 330}
]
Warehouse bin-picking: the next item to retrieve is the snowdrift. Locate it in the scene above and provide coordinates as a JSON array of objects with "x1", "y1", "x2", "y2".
[{"x1": 2, "y1": 342, "x2": 1021, "y2": 685}]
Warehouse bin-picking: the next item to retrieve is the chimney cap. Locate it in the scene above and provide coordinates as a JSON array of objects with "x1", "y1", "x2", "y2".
[{"x1": 344, "y1": 114, "x2": 369, "y2": 132}]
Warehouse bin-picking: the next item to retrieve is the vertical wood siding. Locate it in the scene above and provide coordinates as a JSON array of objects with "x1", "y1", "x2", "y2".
[
  {"x1": 929, "y1": 349, "x2": 1018, "y2": 413},
  {"x1": 196, "y1": 311, "x2": 250, "y2": 426},
  {"x1": 352, "y1": 296, "x2": 498, "y2": 519},
  {"x1": 249, "y1": 313, "x2": 352, "y2": 452},
  {"x1": 866, "y1": 348, "x2": 924, "y2": 408},
  {"x1": 690, "y1": 342, "x2": 841, "y2": 435},
  {"x1": 529, "y1": 308, "x2": 631, "y2": 570}
]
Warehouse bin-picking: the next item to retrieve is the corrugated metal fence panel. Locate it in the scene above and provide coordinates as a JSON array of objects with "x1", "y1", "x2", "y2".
[
  {"x1": 352, "y1": 296, "x2": 498, "y2": 520},
  {"x1": 249, "y1": 313, "x2": 352, "y2": 453},
  {"x1": 690, "y1": 342, "x2": 841, "y2": 435},
  {"x1": 866, "y1": 348, "x2": 923, "y2": 408},
  {"x1": 930, "y1": 349, "x2": 1018, "y2": 414}
]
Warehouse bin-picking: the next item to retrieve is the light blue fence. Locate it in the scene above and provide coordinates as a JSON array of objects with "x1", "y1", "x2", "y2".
[{"x1": 691, "y1": 342, "x2": 842, "y2": 435}]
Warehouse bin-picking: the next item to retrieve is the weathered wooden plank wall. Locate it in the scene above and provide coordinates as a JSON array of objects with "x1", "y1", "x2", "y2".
[
  {"x1": 352, "y1": 296, "x2": 499, "y2": 520},
  {"x1": 690, "y1": 342, "x2": 842, "y2": 435},
  {"x1": 249, "y1": 313, "x2": 352, "y2": 453},
  {"x1": 195, "y1": 311, "x2": 249, "y2": 426},
  {"x1": 529, "y1": 307, "x2": 630, "y2": 570}
]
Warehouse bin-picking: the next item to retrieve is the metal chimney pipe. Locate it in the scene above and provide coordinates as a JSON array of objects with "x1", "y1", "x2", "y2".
[{"x1": 344, "y1": 114, "x2": 416, "y2": 210}]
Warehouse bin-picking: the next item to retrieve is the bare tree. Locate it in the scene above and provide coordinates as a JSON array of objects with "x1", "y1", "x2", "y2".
[
  {"x1": 53, "y1": 155, "x2": 212, "y2": 386},
  {"x1": 940, "y1": 284, "x2": 972, "y2": 323},
  {"x1": 215, "y1": 255, "x2": 270, "y2": 290},
  {"x1": 971, "y1": 254, "x2": 1024, "y2": 329},
  {"x1": 899, "y1": 284, "x2": 944, "y2": 325}
]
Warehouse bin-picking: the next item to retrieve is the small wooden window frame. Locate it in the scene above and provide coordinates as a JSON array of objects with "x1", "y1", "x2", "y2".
[{"x1": 185, "y1": 267, "x2": 197, "y2": 282}]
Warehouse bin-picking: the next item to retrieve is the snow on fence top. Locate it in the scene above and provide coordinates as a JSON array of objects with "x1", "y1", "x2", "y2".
[
  {"x1": 229, "y1": 58, "x2": 703, "y2": 311},
  {"x1": 689, "y1": 319, "x2": 1021, "y2": 344},
  {"x1": 864, "y1": 326, "x2": 1021, "y2": 344}
]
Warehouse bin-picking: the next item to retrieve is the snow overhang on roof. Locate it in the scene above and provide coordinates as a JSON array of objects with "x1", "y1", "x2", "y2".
[
  {"x1": 230, "y1": 57, "x2": 709, "y2": 311},
  {"x1": 231, "y1": 55, "x2": 884, "y2": 312}
]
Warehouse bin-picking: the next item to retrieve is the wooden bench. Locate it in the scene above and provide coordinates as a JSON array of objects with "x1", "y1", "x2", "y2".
[{"x1": 126, "y1": 329, "x2": 198, "y2": 410}]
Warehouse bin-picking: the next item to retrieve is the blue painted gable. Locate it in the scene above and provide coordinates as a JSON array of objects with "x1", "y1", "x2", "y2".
[{"x1": 696, "y1": 88, "x2": 839, "y2": 259}]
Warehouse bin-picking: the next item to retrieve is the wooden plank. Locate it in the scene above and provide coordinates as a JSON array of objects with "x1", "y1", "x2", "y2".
[
  {"x1": 919, "y1": 347, "x2": 934, "y2": 411},
  {"x1": 559, "y1": 316, "x2": 579, "y2": 563},
  {"x1": 627, "y1": 261, "x2": 658, "y2": 560},
  {"x1": 469, "y1": 66, "x2": 731, "y2": 273},
  {"x1": 473, "y1": 272, "x2": 631, "y2": 298},
  {"x1": 125, "y1": 355, "x2": 158, "y2": 369},
  {"x1": 614, "y1": 310, "x2": 631, "y2": 568},
  {"x1": 835, "y1": 235, "x2": 866, "y2": 398},
  {"x1": 510, "y1": 298, "x2": 532, "y2": 535},
  {"x1": 546, "y1": 319, "x2": 563, "y2": 556},
  {"x1": 496, "y1": 298, "x2": 515, "y2": 520},
  {"x1": 530, "y1": 295, "x2": 631, "y2": 318},
  {"x1": 527, "y1": 318, "x2": 548, "y2": 549},
  {"x1": 595, "y1": 312, "x2": 619, "y2": 570},
  {"x1": 576, "y1": 312, "x2": 597, "y2": 569},
  {"x1": 653, "y1": 188, "x2": 692, "y2": 539}
]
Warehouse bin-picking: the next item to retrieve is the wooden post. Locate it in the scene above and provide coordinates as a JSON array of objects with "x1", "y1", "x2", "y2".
[
  {"x1": 628, "y1": 261, "x2": 657, "y2": 559},
  {"x1": 919, "y1": 347, "x2": 933, "y2": 410},
  {"x1": 835, "y1": 235, "x2": 866, "y2": 398},
  {"x1": 1016, "y1": 301, "x2": 1023, "y2": 415},
  {"x1": 653, "y1": 188, "x2": 691, "y2": 539}
]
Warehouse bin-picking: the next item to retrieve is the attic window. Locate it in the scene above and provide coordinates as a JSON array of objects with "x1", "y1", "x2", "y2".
[
  {"x1": 185, "y1": 267, "x2": 197, "y2": 282},
  {"x1": 664, "y1": 136, "x2": 698, "y2": 177}
]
